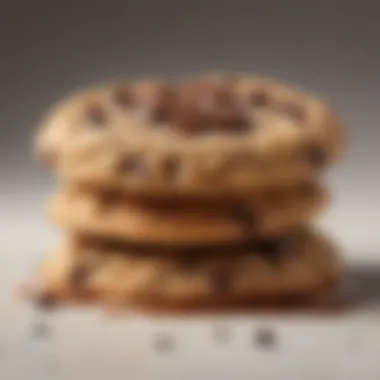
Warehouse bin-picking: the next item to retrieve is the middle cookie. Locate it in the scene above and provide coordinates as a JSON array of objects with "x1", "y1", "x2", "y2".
[{"x1": 49, "y1": 181, "x2": 328, "y2": 246}]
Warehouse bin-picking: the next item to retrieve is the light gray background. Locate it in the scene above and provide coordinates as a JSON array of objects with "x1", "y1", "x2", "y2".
[{"x1": 0, "y1": 1, "x2": 380, "y2": 378}]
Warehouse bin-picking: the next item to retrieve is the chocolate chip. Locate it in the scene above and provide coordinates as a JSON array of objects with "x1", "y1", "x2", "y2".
[
  {"x1": 34, "y1": 292, "x2": 58, "y2": 310},
  {"x1": 151, "y1": 87, "x2": 178, "y2": 123},
  {"x1": 211, "y1": 268, "x2": 232, "y2": 295},
  {"x1": 175, "y1": 81, "x2": 251, "y2": 134},
  {"x1": 133, "y1": 85, "x2": 178, "y2": 124},
  {"x1": 162, "y1": 156, "x2": 181, "y2": 179},
  {"x1": 175, "y1": 106, "x2": 209, "y2": 134},
  {"x1": 229, "y1": 206, "x2": 257, "y2": 233},
  {"x1": 254, "y1": 327, "x2": 277, "y2": 350},
  {"x1": 211, "y1": 86, "x2": 234, "y2": 108},
  {"x1": 85, "y1": 103, "x2": 107, "y2": 126},
  {"x1": 305, "y1": 144, "x2": 327, "y2": 168},
  {"x1": 278, "y1": 102, "x2": 305, "y2": 121},
  {"x1": 255, "y1": 238, "x2": 288, "y2": 262},
  {"x1": 118, "y1": 155, "x2": 147, "y2": 177},
  {"x1": 250, "y1": 90, "x2": 270, "y2": 106},
  {"x1": 69, "y1": 264, "x2": 89, "y2": 289},
  {"x1": 112, "y1": 87, "x2": 134, "y2": 107},
  {"x1": 298, "y1": 182, "x2": 316, "y2": 197},
  {"x1": 214, "y1": 108, "x2": 251, "y2": 131}
]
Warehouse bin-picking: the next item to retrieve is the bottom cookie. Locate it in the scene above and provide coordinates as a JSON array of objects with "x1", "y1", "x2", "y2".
[{"x1": 35, "y1": 229, "x2": 343, "y2": 308}]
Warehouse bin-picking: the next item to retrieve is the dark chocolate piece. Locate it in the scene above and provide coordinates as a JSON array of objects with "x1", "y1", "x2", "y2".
[
  {"x1": 117, "y1": 155, "x2": 147, "y2": 176},
  {"x1": 255, "y1": 238, "x2": 288, "y2": 263},
  {"x1": 250, "y1": 90, "x2": 270, "y2": 106},
  {"x1": 69, "y1": 264, "x2": 89, "y2": 289},
  {"x1": 150, "y1": 86, "x2": 178, "y2": 123},
  {"x1": 112, "y1": 87, "x2": 134, "y2": 108},
  {"x1": 306, "y1": 144, "x2": 327, "y2": 168},
  {"x1": 85, "y1": 103, "x2": 107, "y2": 126}
]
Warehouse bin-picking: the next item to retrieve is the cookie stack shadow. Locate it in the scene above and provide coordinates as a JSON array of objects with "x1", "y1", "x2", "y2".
[{"x1": 33, "y1": 74, "x2": 346, "y2": 311}]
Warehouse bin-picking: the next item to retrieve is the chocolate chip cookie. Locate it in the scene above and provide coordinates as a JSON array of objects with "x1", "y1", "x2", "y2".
[
  {"x1": 36, "y1": 229, "x2": 343, "y2": 307},
  {"x1": 48, "y1": 181, "x2": 329, "y2": 246},
  {"x1": 35, "y1": 74, "x2": 345, "y2": 196}
]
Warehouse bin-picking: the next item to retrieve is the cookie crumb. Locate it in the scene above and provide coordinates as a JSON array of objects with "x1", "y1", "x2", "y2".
[
  {"x1": 31, "y1": 320, "x2": 51, "y2": 340},
  {"x1": 256, "y1": 238, "x2": 288, "y2": 263},
  {"x1": 154, "y1": 333, "x2": 174, "y2": 353},
  {"x1": 253, "y1": 327, "x2": 277, "y2": 350}
]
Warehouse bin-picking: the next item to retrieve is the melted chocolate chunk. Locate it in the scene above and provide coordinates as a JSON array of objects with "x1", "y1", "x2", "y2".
[
  {"x1": 175, "y1": 81, "x2": 251, "y2": 134},
  {"x1": 69, "y1": 264, "x2": 90, "y2": 289},
  {"x1": 112, "y1": 87, "x2": 134, "y2": 107},
  {"x1": 305, "y1": 144, "x2": 327, "y2": 168},
  {"x1": 175, "y1": 105, "x2": 209, "y2": 134},
  {"x1": 118, "y1": 155, "x2": 147, "y2": 176},
  {"x1": 256, "y1": 239, "x2": 285, "y2": 254},
  {"x1": 250, "y1": 90, "x2": 270, "y2": 106},
  {"x1": 85, "y1": 103, "x2": 107, "y2": 126},
  {"x1": 204, "y1": 85, "x2": 234, "y2": 108},
  {"x1": 212, "y1": 108, "x2": 250, "y2": 131},
  {"x1": 255, "y1": 238, "x2": 288, "y2": 263},
  {"x1": 118, "y1": 79, "x2": 252, "y2": 134},
  {"x1": 150, "y1": 87, "x2": 178, "y2": 123}
]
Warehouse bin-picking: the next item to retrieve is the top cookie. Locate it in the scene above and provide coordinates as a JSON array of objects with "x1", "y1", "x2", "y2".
[{"x1": 35, "y1": 74, "x2": 345, "y2": 196}]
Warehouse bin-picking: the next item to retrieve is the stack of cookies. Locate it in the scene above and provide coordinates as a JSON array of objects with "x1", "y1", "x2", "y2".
[{"x1": 33, "y1": 74, "x2": 346, "y2": 309}]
